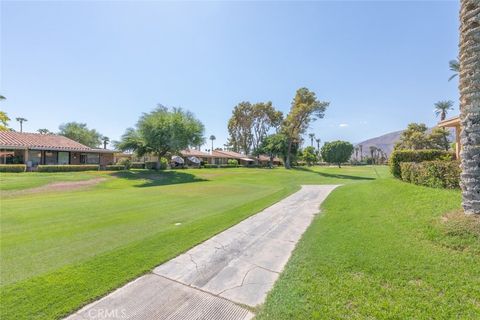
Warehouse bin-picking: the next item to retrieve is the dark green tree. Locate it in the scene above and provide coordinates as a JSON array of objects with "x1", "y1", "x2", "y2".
[
  {"x1": 58, "y1": 122, "x2": 102, "y2": 147},
  {"x1": 321, "y1": 140, "x2": 354, "y2": 168}
]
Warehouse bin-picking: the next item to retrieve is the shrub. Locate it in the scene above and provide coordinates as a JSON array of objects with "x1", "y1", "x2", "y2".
[
  {"x1": 116, "y1": 158, "x2": 131, "y2": 169},
  {"x1": 145, "y1": 158, "x2": 168, "y2": 170},
  {"x1": 0, "y1": 164, "x2": 26, "y2": 172},
  {"x1": 204, "y1": 164, "x2": 219, "y2": 168},
  {"x1": 37, "y1": 165, "x2": 99, "y2": 172},
  {"x1": 227, "y1": 159, "x2": 239, "y2": 167},
  {"x1": 400, "y1": 160, "x2": 460, "y2": 189},
  {"x1": 130, "y1": 162, "x2": 145, "y2": 169},
  {"x1": 105, "y1": 165, "x2": 126, "y2": 171},
  {"x1": 389, "y1": 149, "x2": 452, "y2": 178}
]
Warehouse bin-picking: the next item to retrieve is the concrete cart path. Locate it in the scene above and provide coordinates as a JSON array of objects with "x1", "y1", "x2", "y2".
[{"x1": 66, "y1": 185, "x2": 338, "y2": 320}]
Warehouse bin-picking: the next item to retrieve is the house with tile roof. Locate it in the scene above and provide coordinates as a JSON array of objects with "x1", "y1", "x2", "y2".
[{"x1": 0, "y1": 131, "x2": 115, "y2": 168}]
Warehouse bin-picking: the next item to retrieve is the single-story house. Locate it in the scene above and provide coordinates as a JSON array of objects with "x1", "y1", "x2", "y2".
[
  {"x1": 211, "y1": 150, "x2": 255, "y2": 165},
  {"x1": 438, "y1": 116, "x2": 461, "y2": 159},
  {"x1": 254, "y1": 154, "x2": 283, "y2": 166},
  {"x1": 0, "y1": 131, "x2": 115, "y2": 168},
  {"x1": 180, "y1": 149, "x2": 213, "y2": 164}
]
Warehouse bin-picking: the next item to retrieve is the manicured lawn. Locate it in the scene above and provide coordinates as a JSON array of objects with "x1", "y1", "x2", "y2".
[
  {"x1": 0, "y1": 166, "x2": 380, "y2": 320},
  {"x1": 0, "y1": 171, "x2": 102, "y2": 191},
  {"x1": 257, "y1": 178, "x2": 480, "y2": 319}
]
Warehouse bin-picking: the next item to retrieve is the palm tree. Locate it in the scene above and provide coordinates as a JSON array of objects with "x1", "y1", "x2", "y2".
[
  {"x1": 209, "y1": 135, "x2": 216, "y2": 152},
  {"x1": 448, "y1": 59, "x2": 460, "y2": 81},
  {"x1": 315, "y1": 138, "x2": 321, "y2": 153},
  {"x1": 308, "y1": 133, "x2": 315, "y2": 147},
  {"x1": 102, "y1": 136, "x2": 110, "y2": 149},
  {"x1": 459, "y1": 0, "x2": 479, "y2": 215},
  {"x1": 369, "y1": 146, "x2": 377, "y2": 165},
  {"x1": 434, "y1": 100, "x2": 454, "y2": 121},
  {"x1": 0, "y1": 95, "x2": 5, "y2": 100},
  {"x1": 15, "y1": 117, "x2": 27, "y2": 133}
]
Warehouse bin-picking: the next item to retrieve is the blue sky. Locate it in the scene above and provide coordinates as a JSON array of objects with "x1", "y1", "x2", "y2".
[{"x1": 1, "y1": 1, "x2": 459, "y2": 149}]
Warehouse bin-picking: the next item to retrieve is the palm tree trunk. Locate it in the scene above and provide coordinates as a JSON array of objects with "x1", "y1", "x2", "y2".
[{"x1": 459, "y1": 0, "x2": 480, "y2": 215}]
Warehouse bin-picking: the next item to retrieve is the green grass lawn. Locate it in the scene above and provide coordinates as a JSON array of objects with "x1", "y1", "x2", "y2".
[
  {"x1": 0, "y1": 171, "x2": 102, "y2": 191},
  {"x1": 257, "y1": 177, "x2": 480, "y2": 319},
  {"x1": 0, "y1": 166, "x2": 380, "y2": 320}
]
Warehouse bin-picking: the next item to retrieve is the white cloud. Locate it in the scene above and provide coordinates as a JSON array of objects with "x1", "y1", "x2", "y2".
[{"x1": 339, "y1": 123, "x2": 349, "y2": 127}]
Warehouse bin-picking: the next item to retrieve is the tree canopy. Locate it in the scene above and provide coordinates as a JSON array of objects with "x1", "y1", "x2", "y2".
[
  {"x1": 321, "y1": 140, "x2": 354, "y2": 167},
  {"x1": 227, "y1": 101, "x2": 282, "y2": 155},
  {"x1": 58, "y1": 122, "x2": 103, "y2": 148},
  {"x1": 116, "y1": 105, "x2": 204, "y2": 161},
  {"x1": 282, "y1": 88, "x2": 329, "y2": 168},
  {"x1": 301, "y1": 146, "x2": 318, "y2": 166},
  {"x1": 394, "y1": 123, "x2": 451, "y2": 151}
]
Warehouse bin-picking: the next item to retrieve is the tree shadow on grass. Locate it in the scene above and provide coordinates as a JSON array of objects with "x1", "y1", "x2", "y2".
[
  {"x1": 110, "y1": 170, "x2": 208, "y2": 187},
  {"x1": 293, "y1": 167, "x2": 376, "y2": 181}
]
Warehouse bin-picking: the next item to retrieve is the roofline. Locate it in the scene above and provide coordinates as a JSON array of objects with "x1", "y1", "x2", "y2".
[
  {"x1": 0, "y1": 145, "x2": 115, "y2": 153},
  {"x1": 438, "y1": 116, "x2": 460, "y2": 128}
]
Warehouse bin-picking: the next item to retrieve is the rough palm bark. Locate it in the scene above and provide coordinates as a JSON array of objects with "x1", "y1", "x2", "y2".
[{"x1": 459, "y1": 0, "x2": 480, "y2": 214}]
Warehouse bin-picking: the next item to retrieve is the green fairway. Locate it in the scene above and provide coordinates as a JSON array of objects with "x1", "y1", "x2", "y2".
[
  {"x1": 257, "y1": 177, "x2": 480, "y2": 319},
  {"x1": 0, "y1": 166, "x2": 380, "y2": 320}
]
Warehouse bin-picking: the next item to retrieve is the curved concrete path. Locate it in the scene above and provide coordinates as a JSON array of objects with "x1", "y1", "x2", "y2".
[{"x1": 66, "y1": 185, "x2": 338, "y2": 320}]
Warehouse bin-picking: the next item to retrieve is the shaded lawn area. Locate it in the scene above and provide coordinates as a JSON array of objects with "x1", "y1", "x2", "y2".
[
  {"x1": 0, "y1": 166, "x2": 382, "y2": 320},
  {"x1": 257, "y1": 178, "x2": 480, "y2": 319}
]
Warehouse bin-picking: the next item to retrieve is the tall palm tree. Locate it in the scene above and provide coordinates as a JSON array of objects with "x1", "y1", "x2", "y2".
[
  {"x1": 308, "y1": 133, "x2": 315, "y2": 147},
  {"x1": 315, "y1": 138, "x2": 321, "y2": 153},
  {"x1": 459, "y1": 0, "x2": 479, "y2": 215},
  {"x1": 434, "y1": 100, "x2": 454, "y2": 121},
  {"x1": 15, "y1": 117, "x2": 27, "y2": 133},
  {"x1": 0, "y1": 95, "x2": 5, "y2": 100},
  {"x1": 448, "y1": 59, "x2": 460, "y2": 81},
  {"x1": 369, "y1": 146, "x2": 377, "y2": 165},
  {"x1": 209, "y1": 135, "x2": 216, "y2": 152},
  {"x1": 102, "y1": 136, "x2": 110, "y2": 149}
]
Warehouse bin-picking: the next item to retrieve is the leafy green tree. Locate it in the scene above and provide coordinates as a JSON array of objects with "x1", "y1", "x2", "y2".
[
  {"x1": 116, "y1": 105, "x2": 204, "y2": 167},
  {"x1": 448, "y1": 59, "x2": 459, "y2": 82},
  {"x1": 58, "y1": 122, "x2": 102, "y2": 147},
  {"x1": 394, "y1": 123, "x2": 430, "y2": 150},
  {"x1": 0, "y1": 112, "x2": 10, "y2": 131},
  {"x1": 429, "y1": 127, "x2": 451, "y2": 151},
  {"x1": 227, "y1": 102, "x2": 254, "y2": 154},
  {"x1": 37, "y1": 128, "x2": 52, "y2": 134},
  {"x1": 282, "y1": 88, "x2": 329, "y2": 169},
  {"x1": 258, "y1": 133, "x2": 292, "y2": 167},
  {"x1": 301, "y1": 146, "x2": 318, "y2": 166},
  {"x1": 321, "y1": 140, "x2": 354, "y2": 168},
  {"x1": 228, "y1": 101, "x2": 282, "y2": 154},
  {"x1": 434, "y1": 100, "x2": 454, "y2": 121}
]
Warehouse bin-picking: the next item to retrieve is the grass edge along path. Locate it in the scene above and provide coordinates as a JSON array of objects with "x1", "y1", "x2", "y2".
[
  {"x1": 1, "y1": 187, "x2": 296, "y2": 320},
  {"x1": 256, "y1": 179, "x2": 480, "y2": 319}
]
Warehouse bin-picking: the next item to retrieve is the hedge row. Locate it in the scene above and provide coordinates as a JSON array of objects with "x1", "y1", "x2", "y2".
[
  {"x1": 400, "y1": 160, "x2": 460, "y2": 189},
  {"x1": 0, "y1": 164, "x2": 26, "y2": 172},
  {"x1": 105, "y1": 165, "x2": 126, "y2": 171},
  {"x1": 130, "y1": 162, "x2": 145, "y2": 169},
  {"x1": 37, "y1": 165, "x2": 100, "y2": 172},
  {"x1": 389, "y1": 150, "x2": 452, "y2": 178}
]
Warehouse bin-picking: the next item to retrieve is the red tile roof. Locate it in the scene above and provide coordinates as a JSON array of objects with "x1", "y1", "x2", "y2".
[
  {"x1": 180, "y1": 149, "x2": 212, "y2": 158},
  {"x1": 211, "y1": 150, "x2": 248, "y2": 159},
  {"x1": 0, "y1": 131, "x2": 109, "y2": 152}
]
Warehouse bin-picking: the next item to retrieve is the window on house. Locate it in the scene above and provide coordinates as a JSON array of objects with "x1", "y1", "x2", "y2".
[
  {"x1": 45, "y1": 151, "x2": 58, "y2": 165},
  {"x1": 28, "y1": 150, "x2": 42, "y2": 166},
  {"x1": 58, "y1": 152, "x2": 69, "y2": 165},
  {"x1": 86, "y1": 153, "x2": 100, "y2": 164}
]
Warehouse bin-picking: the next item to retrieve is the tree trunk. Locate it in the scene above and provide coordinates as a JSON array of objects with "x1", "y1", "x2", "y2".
[
  {"x1": 459, "y1": 0, "x2": 480, "y2": 214},
  {"x1": 285, "y1": 139, "x2": 292, "y2": 169}
]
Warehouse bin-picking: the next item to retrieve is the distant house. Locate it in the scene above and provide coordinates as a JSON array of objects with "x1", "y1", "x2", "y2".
[
  {"x1": 180, "y1": 149, "x2": 213, "y2": 164},
  {"x1": 0, "y1": 131, "x2": 115, "y2": 168},
  {"x1": 211, "y1": 150, "x2": 255, "y2": 165},
  {"x1": 438, "y1": 116, "x2": 461, "y2": 159}
]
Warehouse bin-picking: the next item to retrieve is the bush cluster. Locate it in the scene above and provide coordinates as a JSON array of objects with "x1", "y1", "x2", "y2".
[
  {"x1": 389, "y1": 149, "x2": 452, "y2": 178},
  {"x1": 130, "y1": 162, "x2": 145, "y2": 169},
  {"x1": 400, "y1": 160, "x2": 460, "y2": 189},
  {"x1": 105, "y1": 165, "x2": 126, "y2": 171},
  {"x1": 227, "y1": 159, "x2": 239, "y2": 167},
  {"x1": 0, "y1": 164, "x2": 27, "y2": 172},
  {"x1": 116, "y1": 158, "x2": 131, "y2": 169},
  {"x1": 37, "y1": 165, "x2": 99, "y2": 172},
  {"x1": 145, "y1": 158, "x2": 168, "y2": 170}
]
